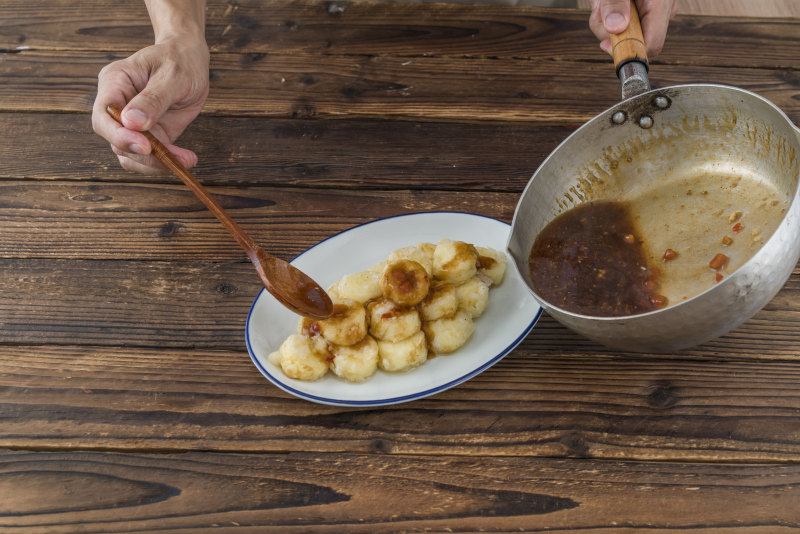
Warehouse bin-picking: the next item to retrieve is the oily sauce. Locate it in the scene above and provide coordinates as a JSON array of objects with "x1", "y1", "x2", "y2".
[{"x1": 528, "y1": 201, "x2": 666, "y2": 317}]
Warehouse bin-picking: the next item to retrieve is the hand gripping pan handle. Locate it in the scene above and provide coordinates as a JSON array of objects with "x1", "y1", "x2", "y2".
[{"x1": 610, "y1": 0, "x2": 651, "y2": 99}]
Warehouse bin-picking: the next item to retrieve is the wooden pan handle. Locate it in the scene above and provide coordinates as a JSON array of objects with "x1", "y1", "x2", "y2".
[{"x1": 610, "y1": 0, "x2": 648, "y2": 73}]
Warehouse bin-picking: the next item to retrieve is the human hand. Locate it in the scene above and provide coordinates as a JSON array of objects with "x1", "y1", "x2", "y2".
[
  {"x1": 91, "y1": 36, "x2": 209, "y2": 174},
  {"x1": 92, "y1": 1, "x2": 209, "y2": 174},
  {"x1": 589, "y1": 0, "x2": 678, "y2": 58}
]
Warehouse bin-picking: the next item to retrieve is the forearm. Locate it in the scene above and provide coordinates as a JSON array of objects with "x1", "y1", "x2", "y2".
[{"x1": 144, "y1": 0, "x2": 207, "y2": 43}]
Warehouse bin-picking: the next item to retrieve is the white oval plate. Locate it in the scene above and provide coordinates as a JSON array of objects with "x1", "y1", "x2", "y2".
[{"x1": 245, "y1": 212, "x2": 542, "y2": 406}]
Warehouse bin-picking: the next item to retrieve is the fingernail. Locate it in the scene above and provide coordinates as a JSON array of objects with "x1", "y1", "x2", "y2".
[
  {"x1": 123, "y1": 108, "x2": 148, "y2": 128},
  {"x1": 604, "y1": 12, "x2": 626, "y2": 32},
  {"x1": 128, "y1": 143, "x2": 147, "y2": 155}
]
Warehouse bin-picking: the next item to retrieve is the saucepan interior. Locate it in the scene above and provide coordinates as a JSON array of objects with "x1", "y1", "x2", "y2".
[{"x1": 507, "y1": 84, "x2": 800, "y2": 352}]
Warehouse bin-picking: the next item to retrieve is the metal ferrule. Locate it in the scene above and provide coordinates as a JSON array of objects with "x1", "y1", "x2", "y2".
[{"x1": 618, "y1": 60, "x2": 651, "y2": 100}]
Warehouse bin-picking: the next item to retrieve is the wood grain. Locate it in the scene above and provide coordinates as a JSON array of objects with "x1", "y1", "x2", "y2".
[
  {"x1": 0, "y1": 179, "x2": 797, "y2": 351},
  {"x1": 0, "y1": 181, "x2": 518, "y2": 259},
  {"x1": 0, "y1": 258, "x2": 259, "y2": 347},
  {"x1": 0, "y1": 113, "x2": 569, "y2": 187},
  {"x1": 3, "y1": 1, "x2": 800, "y2": 527},
  {"x1": 2, "y1": 50, "x2": 799, "y2": 123},
  {"x1": 0, "y1": 254, "x2": 797, "y2": 350},
  {"x1": 3, "y1": 449, "x2": 800, "y2": 532},
  {"x1": 2, "y1": 344, "x2": 800, "y2": 461},
  {"x1": 2, "y1": 1, "x2": 799, "y2": 69}
]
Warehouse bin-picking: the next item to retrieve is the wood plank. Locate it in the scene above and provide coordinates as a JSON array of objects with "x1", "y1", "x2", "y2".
[
  {"x1": 0, "y1": 258, "x2": 259, "y2": 348},
  {"x1": 3, "y1": 450, "x2": 800, "y2": 532},
  {"x1": 206, "y1": 5, "x2": 800, "y2": 71},
  {"x1": 1, "y1": 179, "x2": 798, "y2": 351},
  {"x1": 0, "y1": 177, "x2": 797, "y2": 351},
  {"x1": 3, "y1": 1, "x2": 799, "y2": 526},
  {"x1": 2, "y1": 0, "x2": 799, "y2": 70},
  {"x1": 2, "y1": 51, "x2": 799, "y2": 123},
  {"x1": 3, "y1": 336, "x2": 800, "y2": 462},
  {"x1": 0, "y1": 182, "x2": 518, "y2": 259},
  {"x1": 0, "y1": 255, "x2": 798, "y2": 352},
  {"x1": 0, "y1": 113, "x2": 570, "y2": 188},
  {"x1": 0, "y1": 182, "x2": 797, "y2": 350},
  {"x1": 0, "y1": 0, "x2": 600, "y2": 58}
]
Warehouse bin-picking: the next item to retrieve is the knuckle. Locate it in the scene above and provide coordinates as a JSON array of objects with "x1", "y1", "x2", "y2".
[{"x1": 97, "y1": 60, "x2": 122, "y2": 80}]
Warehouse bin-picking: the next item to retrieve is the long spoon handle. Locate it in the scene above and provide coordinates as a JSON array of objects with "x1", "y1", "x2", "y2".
[{"x1": 106, "y1": 104, "x2": 257, "y2": 255}]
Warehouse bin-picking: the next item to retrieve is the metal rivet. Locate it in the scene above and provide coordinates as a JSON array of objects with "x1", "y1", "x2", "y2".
[
  {"x1": 654, "y1": 96, "x2": 670, "y2": 109},
  {"x1": 612, "y1": 111, "x2": 626, "y2": 124},
  {"x1": 638, "y1": 115, "x2": 654, "y2": 129}
]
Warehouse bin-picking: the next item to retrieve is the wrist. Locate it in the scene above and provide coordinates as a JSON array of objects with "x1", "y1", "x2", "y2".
[{"x1": 145, "y1": 0, "x2": 207, "y2": 44}]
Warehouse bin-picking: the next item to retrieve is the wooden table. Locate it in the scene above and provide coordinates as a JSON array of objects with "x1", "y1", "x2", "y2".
[{"x1": 2, "y1": 1, "x2": 800, "y2": 531}]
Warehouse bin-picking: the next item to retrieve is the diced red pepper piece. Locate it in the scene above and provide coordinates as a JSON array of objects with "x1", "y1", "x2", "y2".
[{"x1": 709, "y1": 253, "x2": 729, "y2": 270}]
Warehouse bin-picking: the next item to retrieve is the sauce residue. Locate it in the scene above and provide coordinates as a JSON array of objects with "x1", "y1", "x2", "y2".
[
  {"x1": 528, "y1": 201, "x2": 666, "y2": 317},
  {"x1": 389, "y1": 265, "x2": 419, "y2": 294}
]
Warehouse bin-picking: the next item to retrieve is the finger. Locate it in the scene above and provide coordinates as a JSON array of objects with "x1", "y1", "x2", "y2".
[
  {"x1": 106, "y1": 120, "x2": 153, "y2": 158},
  {"x1": 111, "y1": 141, "x2": 198, "y2": 173},
  {"x1": 639, "y1": 0, "x2": 674, "y2": 57},
  {"x1": 144, "y1": 123, "x2": 200, "y2": 169},
  {"x1": 598, "y1": 0, "x2": 631, "y2": 34},
  {"x1": 93, "y1": 63, "x2": 153, "y2": 156},
  {"x1": 111, "y1": 145, "x2": 169, "y2": 175},
  {"x1": 118, "y1": 155, "x2": 170, "y2": 176},
  {"x1": 589, "y1": 0, "x2": 609, "y2": 42},
  {"x1": 121, "y1": 70, "x2": 183, "y2": 133},
  {"x1": 165, "y1": 143, "x2": 199, "y2": 169}
]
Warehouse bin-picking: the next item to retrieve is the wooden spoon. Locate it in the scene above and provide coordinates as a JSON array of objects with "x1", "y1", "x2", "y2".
[{"x1": 106, "y1": 104, "x2": 332, "y2": 320}]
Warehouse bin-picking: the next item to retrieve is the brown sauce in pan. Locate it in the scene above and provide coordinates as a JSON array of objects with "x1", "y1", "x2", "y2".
[{"x1": 528, "y1": 201, "x2": 666, "y2": 317}]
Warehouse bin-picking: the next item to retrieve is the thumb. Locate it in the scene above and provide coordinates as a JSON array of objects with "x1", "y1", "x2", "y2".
[
  {"x1": 598, "y1": 0, "x2": 631, "y2": 34},
  {"x1": 120, "y1": 76, "x2": 175, "y2": 132}
]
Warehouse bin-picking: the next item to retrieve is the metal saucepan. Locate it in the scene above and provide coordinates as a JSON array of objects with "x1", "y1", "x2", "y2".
[{"x1": 507, "y1": 2, "x2": 800, "y2": 352}]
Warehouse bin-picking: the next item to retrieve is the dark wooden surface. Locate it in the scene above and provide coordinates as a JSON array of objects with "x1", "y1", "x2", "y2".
[{"x1": 2, "y1": 1, "x2": 800, "y2": 531}]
